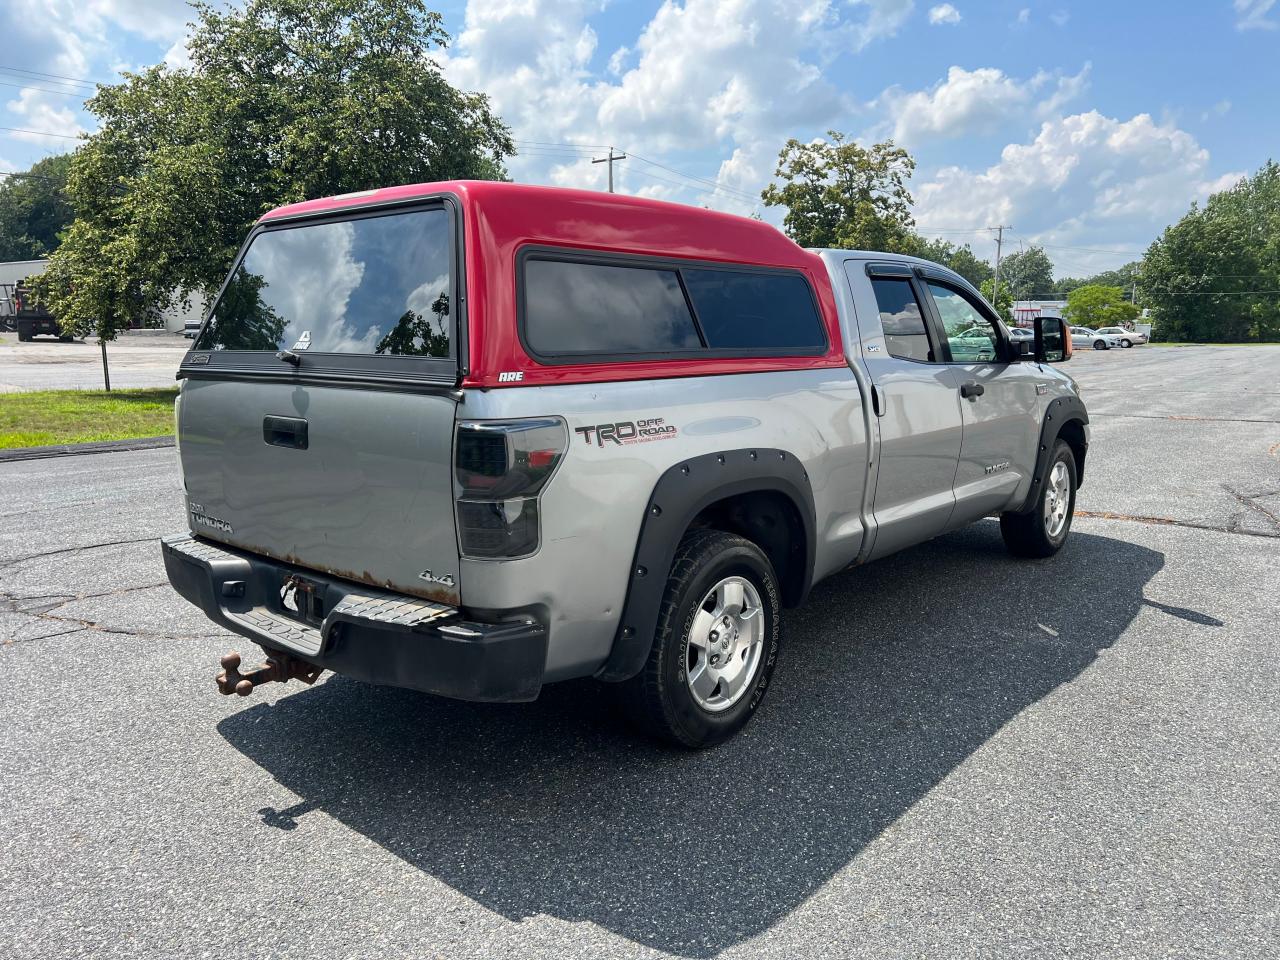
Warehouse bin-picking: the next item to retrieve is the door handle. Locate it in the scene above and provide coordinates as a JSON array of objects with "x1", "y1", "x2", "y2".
[
  {"x1": 960, "y1": 381, "x2": 985, "y2": 399},
  {"x1": 263, "y1": 415, "x2": 308, "y2": 450}
]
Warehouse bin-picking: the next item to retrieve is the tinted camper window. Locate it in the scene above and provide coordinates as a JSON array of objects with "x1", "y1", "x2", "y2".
[{"x1": 197, "y1": 208, "x2": 453, "y2": 357}]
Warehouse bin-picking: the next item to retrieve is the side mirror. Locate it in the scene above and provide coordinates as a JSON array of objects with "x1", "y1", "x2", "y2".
[{"x1": 1035, "y1": 316, "x2": 1071, "y2": 363}]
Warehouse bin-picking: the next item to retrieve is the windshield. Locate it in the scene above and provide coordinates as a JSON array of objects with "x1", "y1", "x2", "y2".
[{"x1": 196, "y1": 207, "x2": 453, "y2": 357}]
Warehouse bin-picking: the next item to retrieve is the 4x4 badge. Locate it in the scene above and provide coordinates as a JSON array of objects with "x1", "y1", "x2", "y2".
[{"x1": 419, "y1": 569, "x2": 455, "y2": 587}]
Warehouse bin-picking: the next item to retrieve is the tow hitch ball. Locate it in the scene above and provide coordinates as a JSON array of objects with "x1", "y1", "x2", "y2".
[{"x1": 216, "y1": 650, "x2": 324, "y2": 697}]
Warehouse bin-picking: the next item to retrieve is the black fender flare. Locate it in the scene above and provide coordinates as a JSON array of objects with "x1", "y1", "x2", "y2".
[
  {"x1": 1016, "y1": 394, "x2": 1089, "y2": 514},
  {"x1": 596, "y1": 448, "x2": 816, "y2": 683}
]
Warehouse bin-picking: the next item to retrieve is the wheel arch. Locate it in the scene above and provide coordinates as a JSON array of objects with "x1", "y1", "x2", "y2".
[
  {"x1": 595, "y1": 448, "x2": 816, "y2": 683},
  {"x1": 1015, "y1": 395, "x2": 1089, "y2": 514}
]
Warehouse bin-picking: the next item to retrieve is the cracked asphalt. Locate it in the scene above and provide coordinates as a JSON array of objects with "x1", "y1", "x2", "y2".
[{"x1": 2, "y1": 345, "x2": 1278, "y2": 959}]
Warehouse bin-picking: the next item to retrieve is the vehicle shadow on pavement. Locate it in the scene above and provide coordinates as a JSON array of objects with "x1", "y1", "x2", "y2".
[{"x1": 218, "y1": 522, "x2": 1164, "y2": 957}]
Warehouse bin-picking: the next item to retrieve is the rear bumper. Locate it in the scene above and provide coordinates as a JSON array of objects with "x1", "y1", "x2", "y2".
[{"x1": 162, "y1": 534, "x2": 547, "y2": 702}]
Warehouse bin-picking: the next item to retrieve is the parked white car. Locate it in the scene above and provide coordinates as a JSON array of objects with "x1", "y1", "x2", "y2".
[
  {"x1": 1070, "y1": 326, "x2": 1126, "y2": 350},
  {"x1": 1095, "y1": 326, "x2": 1146, "y2": 347}
]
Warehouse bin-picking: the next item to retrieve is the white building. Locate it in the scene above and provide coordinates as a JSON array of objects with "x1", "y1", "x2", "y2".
[
  {"x1": 0, "y1": 259, "x2": 49, "y2": 317},
  {"x1": 0, "y1": 257, "x2": 203, "y2": 333},
  {"x1": 1011, "y1": 299, "x2": 1067, "y2": 327}
]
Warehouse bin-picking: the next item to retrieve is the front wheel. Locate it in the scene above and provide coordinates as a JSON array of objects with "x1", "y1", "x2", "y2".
[
  {"x1": 619, "y1": 528, "x2": 781, "y2": 748},
  {"x1": 1093, "y1": 339, "x2": 1107, "y2": 350},
  {"x1": 1000, "y1": 440, "x2": 1077, "y2": 558}
]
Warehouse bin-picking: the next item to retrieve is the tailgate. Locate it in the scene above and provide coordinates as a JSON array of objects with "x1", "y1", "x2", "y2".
[{"x1": 179, "y1": 378, "x2": 460, "y2": 602}]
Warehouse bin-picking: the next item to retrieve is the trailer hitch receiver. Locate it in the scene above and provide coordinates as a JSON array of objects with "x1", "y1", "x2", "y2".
[{"x1": 216, "y1": 650, "x2": 324, "y2": 697}]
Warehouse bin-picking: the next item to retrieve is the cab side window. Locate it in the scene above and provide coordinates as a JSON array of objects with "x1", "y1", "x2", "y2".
[
  {"x1": 870, "y1": 277, "x2": 933, "y2": 363},
  {"x1": 927, "y1": 282, "x2": 999, "y2": 362}
]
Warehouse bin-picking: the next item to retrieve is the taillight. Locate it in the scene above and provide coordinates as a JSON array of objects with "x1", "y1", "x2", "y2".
[{"x1": 454, "y1": 419, "x2": 568, "y2": 559}]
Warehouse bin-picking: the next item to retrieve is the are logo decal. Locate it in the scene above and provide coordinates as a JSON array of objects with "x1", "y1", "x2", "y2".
[
  {"x1": 497, "y1": 370, "x2": 524, "y2": 382},
  {"x1": 575, "y1": 417, "x2": 678, "y2": 446}
]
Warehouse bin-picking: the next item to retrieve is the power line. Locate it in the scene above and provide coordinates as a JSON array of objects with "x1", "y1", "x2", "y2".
[
  {"x1": 627, "y1": 151, "x2": 760, "y2": 204},
  {"x1": 0, "y1": 79, "x2": 95, "y2": 98},
  {"x1": 592, "y1": 147, "x2": 627, "y2": 193},
  {"x1": 0, "y1": 125, "x2": 83, "y2": 140},
  {"x1": 0, "y1": 66, "x2": 102, "y2": 89},
  {"x1": 0, "y1": 171, "x2": 67, "y2": 183},
  {"x1": 514, "y1": 137, "x2": 763, "y2": 205},
  {"x1": 515, "y1": 139, "x2": 610, "y2": 151}
]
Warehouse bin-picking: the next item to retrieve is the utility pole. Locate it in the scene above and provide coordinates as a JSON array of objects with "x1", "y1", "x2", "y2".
[
  {"x1": 989, "y1": 225, "x2": 1011, "y2": 302},
  {"x1": 592, "y1": 147, "x2": 626, "y2": 193}
]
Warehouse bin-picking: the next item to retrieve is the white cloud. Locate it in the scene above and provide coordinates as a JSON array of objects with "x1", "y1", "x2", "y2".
[
  {"x1": 928, "y1": 4, "x2": 961, "y2": 25},
  {"x1": 1032, "y1": 62, "x2": 1091, "y2": 118},
  {"x1": 606, "y1": 45, "x2": 630, "y2": 77},
  {"x1": 85, "y1": 0, "x2": 193, "y2": 44},
  {"x1": 1235, "y1": 0, "x2": 1277, "y2": 30},
  {"x1": 439, "y1": 0, "x2": 912, "y2": 212},
  {"x1": 873, "y1": 63, "x2": 1088, "y2": 146},
  {"x1": 1201, "y1": 99, "x2": 1233, "y2": 121},
  {"x1": 4, "y1": 87, "x2": 89, "y2": 142},
  {"x1": 1014, "y1": 7, "x2": 1030, "y2": 25},
  {"x1": 877, "y1": 67, "x2": 1030, "y2": 145},
  {"x1": 914, "y1": 111, "x2": 1243, "y2": 273},
  {"x1": 846, "y1": 0, "x2": 916, "y2": 50},
  {"x1": 163, "y1": 36, "x2": 194, "y2": 70},
  {"x1": 1049, "y1": 9, "x2": 1070, "y2": 26}
]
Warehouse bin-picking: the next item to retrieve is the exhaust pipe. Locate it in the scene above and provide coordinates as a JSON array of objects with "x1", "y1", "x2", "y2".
[{"x1": 216, "y1": 650, "x2": 324, "y2": 697}]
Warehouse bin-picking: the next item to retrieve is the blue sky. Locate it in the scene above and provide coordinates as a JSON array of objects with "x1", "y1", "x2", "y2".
[{"x1": 2, "y1": 0, "x2": 1277, "y2": 277}]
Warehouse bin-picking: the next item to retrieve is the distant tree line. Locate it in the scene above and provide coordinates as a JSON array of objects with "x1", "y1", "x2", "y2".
[
  {"x1": 1139, "y1": 161, "x2": 1279, "y2": 342},
  {"x1": 0, "y1": 155, "x2": 73, "y2": 261}
]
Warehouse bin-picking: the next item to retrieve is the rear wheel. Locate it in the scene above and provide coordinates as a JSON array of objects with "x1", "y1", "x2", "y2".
[
  {"x1": 1121, "y1": 338, "x2": 1132, "y2": 348},
  {"x1": 620, "y1": 528, "x2": 781, "y2": 748},
  {"x1": 1000, "y1": 440, "x2": 1077, "y2": 558}
]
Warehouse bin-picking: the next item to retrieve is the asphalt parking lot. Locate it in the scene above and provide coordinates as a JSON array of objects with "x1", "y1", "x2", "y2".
[
  {"x1": 0, "y1": 332, "x2": 187, "y2": 392},
  {"x1": 1, "y1": 345, "x2": 1277, "y2": 959}
]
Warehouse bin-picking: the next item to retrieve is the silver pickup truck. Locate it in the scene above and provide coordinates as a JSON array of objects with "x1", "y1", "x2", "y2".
[{"x1": 163, "y1": 180, "x2": 1088, "y2": 747}]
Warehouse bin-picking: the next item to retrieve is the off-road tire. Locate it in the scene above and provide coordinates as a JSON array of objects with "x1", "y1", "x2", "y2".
[
  {"x1": 1000, "y1": 440, "x2": 1078, "y2": 558},
  {"x1": 619, "y1": 528, "x2": 781, "y2": 748}
]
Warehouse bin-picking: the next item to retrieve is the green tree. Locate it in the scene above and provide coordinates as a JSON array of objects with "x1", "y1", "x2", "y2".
[
  {"x1": 979, "y1": 278, "x2": 1013, "y2": 324},
  {"x1": 761, "y1": 132, "x2": 916, "y2": 252},
  {"x1": 37, "y1": 0, "x2": 513, "y2": 346},
  {"x1": 1141, "y1": 161, "x2": 1279, "y2": 342},
  {"x1": 0, "y1": 155, "x2": 74, "y2": 260},
  {"x1": 1053, "y1": 262, "x2": 1140, "y2": 299},
  {"x1": 1064, "y1": 285, "x2": 1140, "y2": 329},
  {"x1": 913, "y1": 237, "x2": 993, "y2": 289},
  {"x1": 998, "y1": 245, "x2": 1054, "y2": 300},
  {"x1": 375, "y1": 292, "x2": 450, "y2": 357}
]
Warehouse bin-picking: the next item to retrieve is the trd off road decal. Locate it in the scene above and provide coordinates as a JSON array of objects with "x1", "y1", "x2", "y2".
[{"x1": 574, "y1": 417, "x2": 678, "y2": 446}]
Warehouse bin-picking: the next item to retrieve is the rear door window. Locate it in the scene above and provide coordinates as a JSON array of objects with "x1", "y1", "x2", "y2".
[
  {"x1": 522, "y1": 259, "x2": 701, "y2": 357},
  {"x1": 870, "y1": 277, "x2": 934, "y2": 363},
  {"x1": 197, "y1": 207, "x2": 454, "y2": 357},
  {"x1": 682, "y1": 269, "x2": 826, "y2": 351}
]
